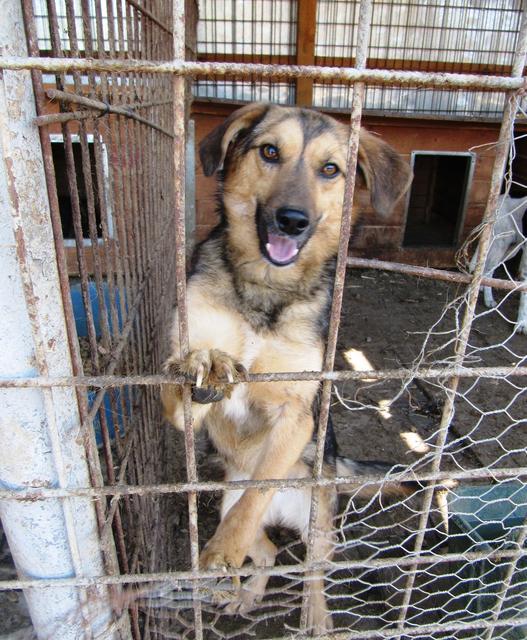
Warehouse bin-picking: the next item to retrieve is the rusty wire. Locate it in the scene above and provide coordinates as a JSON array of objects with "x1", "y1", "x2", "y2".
[{"x1": 41, "y1": 89, "x2": 174, "y2": 137}]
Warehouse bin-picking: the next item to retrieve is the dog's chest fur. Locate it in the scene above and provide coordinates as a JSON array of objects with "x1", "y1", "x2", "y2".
[
  {"x1": 191, "y1": 227, "x2": 330, "y2": 470},
  {"x1": 221, "y1": 329, "x2": 263, "y2": 425}
]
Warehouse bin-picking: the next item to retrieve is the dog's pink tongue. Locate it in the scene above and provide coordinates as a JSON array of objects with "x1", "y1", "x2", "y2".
[{"x1": 266, "y1": 234, "x2": 298, "y2": 263}]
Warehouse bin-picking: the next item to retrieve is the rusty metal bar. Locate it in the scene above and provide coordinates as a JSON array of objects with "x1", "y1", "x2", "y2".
[
  {"x1": 302, "y1": 0, "x2": 373, "y2": 631},
  {"x1": 34, "y1": 98, "x2": 172, "y2": 126},
  {"x1": 173, "y1": 0, "x2": 203, "y2": 636},
  {"x1": 2, "y1": 364, "x2": 526, "y2": 389},
  {"x1": 394, "y1": 6, "x2": 527, "y2": 634},
  {"x1": 43, "y1": 88, "x2": 174, "y2": 137},
  {"x1": 347, "y1": 256, "x2": 527, "y2": 292},
  {"x1": 0, "y1": 462, "x2": 526, "y2": 502},
  {"x1": 1, "y1": 56, "x2": 527, "y2": 91},
  {"x1": 1, "y1": 546, "x2": 526, "y2": 591}
]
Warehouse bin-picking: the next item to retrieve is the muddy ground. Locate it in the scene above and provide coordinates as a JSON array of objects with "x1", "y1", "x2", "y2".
[{"x1": 1, "y1": 268, "x2": 526, "y2": 637}]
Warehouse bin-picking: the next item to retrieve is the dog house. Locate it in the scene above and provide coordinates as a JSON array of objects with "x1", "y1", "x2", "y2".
[{"x1": 0, "y1": 1, "x2": 527, "y2": 639}]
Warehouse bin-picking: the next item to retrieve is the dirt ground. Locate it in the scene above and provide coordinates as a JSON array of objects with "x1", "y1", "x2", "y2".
[
  {"x1": 332, "y1": 267, "x2": 526, "y2": 473},
  {"x1": 1, "y1": 267, "x2": 526, "y2": 637}
]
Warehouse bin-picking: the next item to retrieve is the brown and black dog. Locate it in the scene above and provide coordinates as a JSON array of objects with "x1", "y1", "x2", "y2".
[{"x1": 161, "y1": 103, "x2": 413, "y2": 633}]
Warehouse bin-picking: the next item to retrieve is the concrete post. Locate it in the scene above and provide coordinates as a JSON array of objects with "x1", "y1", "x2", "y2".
[{"x1": 0, "y1": 1, "x2": 117, "y2": 637}]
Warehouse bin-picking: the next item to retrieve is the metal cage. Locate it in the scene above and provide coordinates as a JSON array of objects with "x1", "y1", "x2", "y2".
[{"x1": 1, "y1": 1, "x2": 527, "y2": 639}]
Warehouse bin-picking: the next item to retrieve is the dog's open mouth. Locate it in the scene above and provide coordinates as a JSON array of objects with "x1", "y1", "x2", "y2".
[
  {"x1": 265, "y1": 233, "x2": 299, "y2": 265},
  {"x1": 257, "y1": 207, "x2": 306, "y2": 267}
]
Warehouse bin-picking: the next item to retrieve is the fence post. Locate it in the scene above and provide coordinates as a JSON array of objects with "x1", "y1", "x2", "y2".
[{"x1": 0, "y1": 1, "x2": 117, "y2": 637}]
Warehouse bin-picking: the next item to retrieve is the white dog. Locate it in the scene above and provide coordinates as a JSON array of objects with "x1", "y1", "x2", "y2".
[{"x1": 469, "y1": 194, "x2": 527, "y2": 334}]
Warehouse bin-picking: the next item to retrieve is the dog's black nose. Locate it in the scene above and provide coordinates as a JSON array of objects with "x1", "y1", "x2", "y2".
[{"x1": 276, "y1": 208, "x2": 309, "y2": 236}]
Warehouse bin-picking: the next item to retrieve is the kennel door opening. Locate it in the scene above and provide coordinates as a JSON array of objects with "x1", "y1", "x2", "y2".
[{"x1": 403, "y1": 152, "x2": 474, "y2": 247}]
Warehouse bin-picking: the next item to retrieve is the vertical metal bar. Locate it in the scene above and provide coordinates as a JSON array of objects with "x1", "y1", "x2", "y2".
[
  {"x1": 0, "y1": 3, "x2": 115, "y2": 637},
  {"x1": 300, "y1": 0, "x2": 372, "y2": 632},
  {"x1": 79, "y1": 0, "x2": 125, "y2": 457},
  {"x1": 394, "y1": 7, "x2": 527, "y2": 635},
  {"x1": 59, "y1": 5, "x2": 137, "y2": 630},
  {"x1": 173, "y1": 0, "x2": 203, "y2": 637}
]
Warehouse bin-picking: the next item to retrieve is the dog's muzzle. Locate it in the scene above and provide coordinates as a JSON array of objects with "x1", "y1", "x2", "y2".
[{"x1": 261, "y1": 207, "x2": 310, "y2": 266}]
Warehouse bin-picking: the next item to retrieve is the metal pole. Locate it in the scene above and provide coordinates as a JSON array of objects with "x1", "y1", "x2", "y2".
[{"x1": 0, "y1": 1, "x2": 117, "y2": 637}]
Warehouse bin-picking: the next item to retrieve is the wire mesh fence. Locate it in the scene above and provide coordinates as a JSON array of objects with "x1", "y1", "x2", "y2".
[{"x1": 0, "y1": 0, "x2": 527, "y2": 639}]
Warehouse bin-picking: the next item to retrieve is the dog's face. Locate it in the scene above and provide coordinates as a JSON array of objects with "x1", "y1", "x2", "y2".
[{"x1": 200, "y1": 103, "x2": 412, "y2": 272}]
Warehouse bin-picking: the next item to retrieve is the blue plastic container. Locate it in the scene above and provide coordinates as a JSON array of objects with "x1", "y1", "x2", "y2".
[
  {"x1": 70, "y1": 280, "x2": 125, "y2": 338},
  {"x1": 70, "y1": 280, "x2": 130, "y2": 445}
]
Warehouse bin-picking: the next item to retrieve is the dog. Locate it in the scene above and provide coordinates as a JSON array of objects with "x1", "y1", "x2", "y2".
[
  {"x1": 161, "y1": 103, "x2": 413, "y2": 633},
  {"x1": 469, "y1": 193, "x2": 527, "y2": 333}
]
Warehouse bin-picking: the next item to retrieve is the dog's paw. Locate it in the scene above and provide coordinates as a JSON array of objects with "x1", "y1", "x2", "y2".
[
  {"x1": 208, "y1": 576, "x2": 242, "y2": 608},
  {"x1": 200, "y1": 538, "x2": 246, "y2": 611},
  {"x1": 200, "y1": 525, "x2": 248, "y2": 573},
  {"x1": 200, "y1": 545, "x2": 242, "y2": 573},
  {"x1": 223, "y1": 586, "x2": 262, "y2": 615},
  {"x1": 163, "y1": 349, "x2": 246, "y2": 404}
]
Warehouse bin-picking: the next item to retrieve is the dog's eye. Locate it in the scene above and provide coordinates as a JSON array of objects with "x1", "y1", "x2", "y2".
[
  {"x1": 320, "y1": 162, "x2": 340, "y2": 178},
  {"x1": 260, "y1": 144, "x2": 280, "y2": 163}
]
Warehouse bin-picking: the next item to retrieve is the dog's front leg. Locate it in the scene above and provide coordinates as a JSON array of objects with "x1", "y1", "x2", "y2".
[
  {"x1": 200, "y1": 399, "x2": 315, "y2": 570},
  {"x1": 161, "y1": 281, "x2": 246, "y2": 430}
]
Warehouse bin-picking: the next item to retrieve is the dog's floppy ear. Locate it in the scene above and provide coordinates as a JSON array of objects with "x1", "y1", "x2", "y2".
[
  {"x1": 357, "y1": 129, "x2": 413, "y2": 216},
  {"x1": 199, "y1": 102, "x2": 270, "y2": 177}
]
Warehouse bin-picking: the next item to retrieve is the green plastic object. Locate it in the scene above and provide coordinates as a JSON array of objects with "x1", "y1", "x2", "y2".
[{"x1": 448, "y1": 482, "x2": 527, "y2": 639}]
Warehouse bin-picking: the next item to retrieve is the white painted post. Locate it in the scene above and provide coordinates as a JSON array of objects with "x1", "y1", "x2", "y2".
[{"x1": 0, "y1": 1, "x2": 118, "y2": 637}]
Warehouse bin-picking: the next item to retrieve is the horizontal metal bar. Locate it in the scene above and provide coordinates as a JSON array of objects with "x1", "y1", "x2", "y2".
[
  {"x1": 267, "y1": 615, "x2": 527, "y2": 640},
  {"x1": 348, "y1": 257, "x2": 527, "y2": 292},
  {"x1": 1, "y1": 57, "x2": 526, "y2": 91},
  {"x1": 1, "y1": 364, "x2": 525, "y2": 389},
  {"x1": 0, "y1": 464, "x2": 525, "y2": 502},
  {"x1": 0, "y1": 546, "x2": 525, "y2": 591}
]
